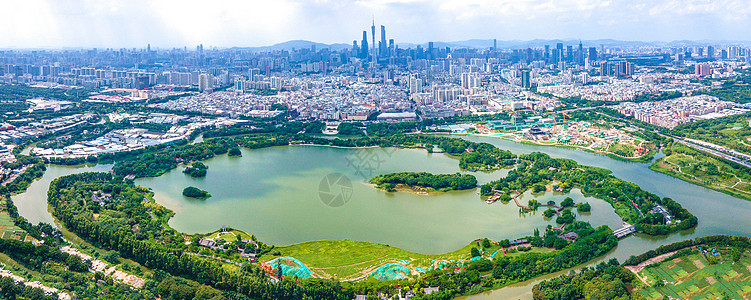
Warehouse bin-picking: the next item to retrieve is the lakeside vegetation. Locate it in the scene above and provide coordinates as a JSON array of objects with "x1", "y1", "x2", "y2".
[
  {"x1": 0, "y1": 110, "x2": 713, "y2": 298},
  {"x1": 480, "y1": 151, "x2": 697, "y2": 234},
  {"x1": 183, "y1": 162, "x2": 208, "y2": 178},
  {"x1": 534, "y1": 235, "x2": 751, "y2": 300},
  {"x1": 369, "y1": 172, "x2": 478, "y2": 193},
  {"x1": 651, "y1": 142, "x2": 751, "y2": 201},
  {"x1": 48, "y1": 173, "x2": 352, "y2": 300}
]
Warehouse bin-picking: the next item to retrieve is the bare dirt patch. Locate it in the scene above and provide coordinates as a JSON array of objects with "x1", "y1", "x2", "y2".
[{"x1": 694, "y1": 260, "x2": 705, "y2": 269}]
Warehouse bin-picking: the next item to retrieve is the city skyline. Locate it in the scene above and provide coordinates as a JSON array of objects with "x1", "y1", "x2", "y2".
[{"x1": 2, "y1": 0, "x2": 751, "y2": 49}]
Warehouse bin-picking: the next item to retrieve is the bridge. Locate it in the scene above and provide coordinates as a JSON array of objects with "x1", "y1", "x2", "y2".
[{"x1": 613, "y1": 223, "x2": 636, "y2": 239}]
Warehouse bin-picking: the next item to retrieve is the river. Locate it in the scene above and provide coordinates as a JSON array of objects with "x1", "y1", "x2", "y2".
[{"x1": 9, "y1": 135, "x2": 751, "y2": 298}]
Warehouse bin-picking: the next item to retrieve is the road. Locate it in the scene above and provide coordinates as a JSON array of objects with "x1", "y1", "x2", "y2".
[
  {"x1": 670, "y1": 136, "x2": 751, "y2": 169},
  {"x1": 592, "y1": 110, "x2": 751, "y2": 169}
]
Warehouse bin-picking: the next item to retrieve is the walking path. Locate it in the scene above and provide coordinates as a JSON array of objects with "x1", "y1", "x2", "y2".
[
  {"x1": 61, "y1": 246, "x2": 145, "y2": 288},
  {"x1": 0, "y1": 268, "x2": 71, "y2": 300}
]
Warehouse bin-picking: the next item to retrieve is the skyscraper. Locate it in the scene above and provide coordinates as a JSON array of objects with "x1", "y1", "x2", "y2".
[
  {"x1": 379, "y1": 25, "x2": 387, "y2": 58},
  {"x1": 198, "y1": 73, "x2": 211, "y2": 91},
  {"x1": 521, "y1": 70, "x2": 531, "y2": 89},
  {"x1": 461, "y1": 73, "x2": 479, "y2": 89},
  {"x1": 707, "y1": 46, "x2": 715, "y2": 60},
  {"x1": 360, "y1": 31, "x2": 369, "y2": 60},
  {"x1": 588, "y1": 47, "x2": 597, "y2": 62}
]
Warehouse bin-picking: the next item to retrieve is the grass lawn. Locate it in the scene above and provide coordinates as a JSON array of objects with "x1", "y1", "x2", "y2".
[
  {"x1": 270, "y1": 239, "x2": 556, "y2": 280},
  {"x1": 650, "y1": 144, "x2": 751, "y2": 201}
]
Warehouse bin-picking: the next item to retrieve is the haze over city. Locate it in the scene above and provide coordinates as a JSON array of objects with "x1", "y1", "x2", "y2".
[
  {"x1": 2, "y1": 1, "x2": 751, "y2": 299},
  {"x1": 3, "y1": 0, "x2": 751, "y2": 48}
]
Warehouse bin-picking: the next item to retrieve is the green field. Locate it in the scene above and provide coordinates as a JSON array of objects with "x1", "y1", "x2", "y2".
[
  {"x1": 0, "y1": 211, "x2": 27, "y2": 242},
  {"x1": 637, "y1": 249, "x2": 751, "y2": 299},
  {"x1": 650, "y1": 143, "x2": 751, "y2": 201},
  {"x1": 609, "y1": 143, "x2": 635, "y2": 157},
  {"x1": 270, "y1": 239, "x2": 554, "y2": 280}
]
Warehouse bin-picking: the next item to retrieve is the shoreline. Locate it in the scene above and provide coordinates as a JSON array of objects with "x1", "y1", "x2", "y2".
[
  {"x1": 370, "y1": 183, "x2": 477, "y2": 196},
  {"x1": 649, "y1": 160, "x2": 751, "y2": 201},
  {"x1": 463, "y1": 133, "x2": 655, "y2": 163}
]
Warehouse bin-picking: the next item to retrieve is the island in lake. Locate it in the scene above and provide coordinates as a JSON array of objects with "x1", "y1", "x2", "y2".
[
  {"x1": 370, "y1": 172, "x2": 478, "y2": 193},
  {"x1": 183, "y1": 186, "x2": 211, "y2": 199}
]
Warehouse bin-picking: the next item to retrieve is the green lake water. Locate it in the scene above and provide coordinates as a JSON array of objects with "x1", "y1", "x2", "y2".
[{"x1": 10, "y1": 135, "x2": 751, "y2": 299}]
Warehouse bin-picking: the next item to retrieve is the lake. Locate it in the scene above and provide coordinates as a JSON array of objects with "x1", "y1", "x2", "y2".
[{"x1": 11, "y1": 135, "x2": 751, "y2": 298}]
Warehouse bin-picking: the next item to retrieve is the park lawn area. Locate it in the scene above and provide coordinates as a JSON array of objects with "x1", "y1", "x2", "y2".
[
  {"x1": 611, "y1": 201, "x2": 640, "y2": 224},
  {"x1": 202, "y1": 229, "x2": 251, "y2": 243},
  {"x1": 650, "y1": 143, "x2": 751, "y2": 201},
  {"x1": 271, "y1": 239, "x2": 550, "y2": 280},
  {"x1": 271, "y1": 239, "x2": 558, "y2": 280},
  {"x1": 609, "y1": 143, "x2": 635, "y2": 157},
  {"x1": 273, "y1": 239, "x2": 472, "y2": 279}
]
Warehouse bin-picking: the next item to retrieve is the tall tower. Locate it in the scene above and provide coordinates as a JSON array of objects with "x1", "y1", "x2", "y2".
[{"x1": 371, "y1": 18, "x2": 376, "y2": 60}]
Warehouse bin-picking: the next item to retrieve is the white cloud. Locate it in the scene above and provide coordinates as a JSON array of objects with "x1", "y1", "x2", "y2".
[{"x1": 0, "y1": 0, "x2": 749, "y2": 48}]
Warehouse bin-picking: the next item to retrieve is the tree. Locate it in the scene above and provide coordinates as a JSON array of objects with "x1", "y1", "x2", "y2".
[
  {"x1": 183, "y1": 186, "x2": 211, "y2": 199},
  {"x1": 561, "y1": 197, "x2": 574, "y2": 207},
  {"x1": 228, "y1": 147, "x2": 242, "y2": 157},
  {"x1": 470, "y1": 247, "x2": 481, "y2": 258}
]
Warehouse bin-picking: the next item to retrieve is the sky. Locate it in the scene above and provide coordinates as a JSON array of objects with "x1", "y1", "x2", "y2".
[{"x1": 1, "y1": 0, "x2": 750, "y2": 49}]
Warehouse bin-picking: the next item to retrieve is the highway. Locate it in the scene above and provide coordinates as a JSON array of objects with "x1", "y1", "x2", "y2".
[{"x1": 591, "y1": 110, "x2": 751, "y2": 169}]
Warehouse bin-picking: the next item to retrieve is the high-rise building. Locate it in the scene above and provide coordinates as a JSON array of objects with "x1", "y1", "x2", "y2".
[
  {"x1": 235, "y1": 78, "x2": 245, "y2": 92},
  {"x1": 198, "y1": 73, "x2": 211, "y2": 91},
  {"x1": 707, "y1": 46, "x2": 715, "y2": 60},
  {"x1": 566, "y1": 45, "x2": 573, "y2": 62},
  {"x1": 409, "y1": 76, "x2": 423, "y2": 94},
  {"x1": 360, "y1": 31, "x2": 369, "y2": 60},
  {"x1": 695, "y1": 63, "x2": 711, "y2": 76},
  {"x1": 520, "y1": 70, "x2": 531, "y2": 89},
  {"x1": 379, "y1": 25, "x2": 387, "y2": 58},
  {"x1": 588, "y1": 47, "x2": 597, "y2": 62},
  {"x1": 248, "y1": 68, "x2": 260, "y2": 81},
  {"x1": 461, "y1": 73, "x2": 479, "y2": 89},
  {"x1": 556, "y1": 43, "x2": 564, "y2": 62}
]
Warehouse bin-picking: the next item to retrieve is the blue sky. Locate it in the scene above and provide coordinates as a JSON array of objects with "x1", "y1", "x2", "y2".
[{"x1": 2, "y1": 0, "x2": 750, "y2": 48}]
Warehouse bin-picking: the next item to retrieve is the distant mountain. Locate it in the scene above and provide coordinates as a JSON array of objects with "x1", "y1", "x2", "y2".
[{"x1": 231, "y1": 40, "x2": 350, "y2": 52}]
